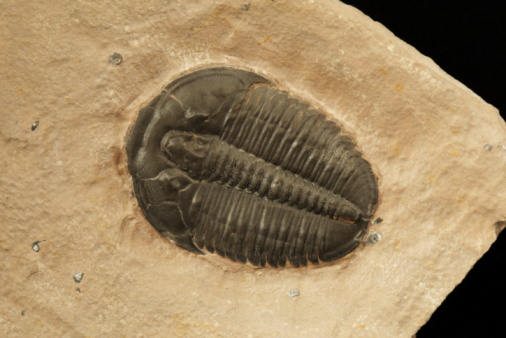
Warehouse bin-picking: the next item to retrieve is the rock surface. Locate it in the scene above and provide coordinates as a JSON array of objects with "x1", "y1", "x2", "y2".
[{"x1": 1, "y1": 0, "x2": 505, "y2": 336}]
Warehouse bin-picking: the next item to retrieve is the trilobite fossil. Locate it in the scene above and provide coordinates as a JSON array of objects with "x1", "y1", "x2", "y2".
[{"x1": 126, "y1": 67, "x2": 378, "y2": 267}]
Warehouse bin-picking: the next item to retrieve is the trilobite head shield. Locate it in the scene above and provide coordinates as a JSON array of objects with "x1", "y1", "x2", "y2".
[{"x1": 127, "y1": 67, "x2": 378, "y2": 267}]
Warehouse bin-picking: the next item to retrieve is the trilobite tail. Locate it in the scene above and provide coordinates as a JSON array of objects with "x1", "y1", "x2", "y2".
[{"x1": 318, "y1": 220, "x2": 368, "y2": 262}]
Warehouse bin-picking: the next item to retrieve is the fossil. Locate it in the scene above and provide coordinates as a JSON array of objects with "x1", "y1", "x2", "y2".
[{"x1": 126, "y1": 67, "x2": 378, "y2": 267}]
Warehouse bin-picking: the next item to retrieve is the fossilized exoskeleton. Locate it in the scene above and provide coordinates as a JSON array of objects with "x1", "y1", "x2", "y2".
[{"x1": 127, "y1": 67, "x2": 378, "y2": 267}]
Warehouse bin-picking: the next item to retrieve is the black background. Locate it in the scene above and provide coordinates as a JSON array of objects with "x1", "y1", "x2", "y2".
[{"x1": 340, "y1": 1, "x2": 506, "y2": 337}]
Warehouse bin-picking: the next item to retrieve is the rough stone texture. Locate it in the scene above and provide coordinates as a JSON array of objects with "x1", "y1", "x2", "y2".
[{"x1": 1, "y1": 0, "x2": 505, "y2": 337}]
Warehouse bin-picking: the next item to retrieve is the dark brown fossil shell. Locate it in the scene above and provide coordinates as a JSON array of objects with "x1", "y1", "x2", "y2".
[{"x1": 126, "y1": 67, "x2": 378, "y2": 267}]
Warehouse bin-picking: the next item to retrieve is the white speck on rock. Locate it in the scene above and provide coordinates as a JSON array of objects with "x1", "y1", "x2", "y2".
[
  {"x1": 366, "y1": 232, "x2": 382, "y2": 245},
  {"x1": 73, "y1": 272, "x2": 84, "y2": 283},
  {"x1": 288, "y1": 289, "x2": 300, "y2": 298}
]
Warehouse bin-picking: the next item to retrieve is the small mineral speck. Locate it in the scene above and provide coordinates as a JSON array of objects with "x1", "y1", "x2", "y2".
[
  {"x1": 288, "y1": 289, "x2": 300, "y2": 298},
  {"x1": 372, "y1": 217, "x2": 383, "y2": 225},
  {"x1": 483, "y1": 144, "x2": 493, "y2": 151},
  {"x1": 21, "y1": 310, "x2": 26, "y2": 316},
  {"x1": 241, "y1": 3, "x2": 251, "y2": 11},
  {"x1": 366, "y1": 232, "x2": 382, "y2": 245},
  {"x1": 31, "y1": 240, "x2": 44, "y2": 252},
  {"x1": 31, "y1": 120, "x2": 39, "y2": 131},
  {"x1": 76, "y1": 287, "x2": 81, "y2": 292},
  {"x1": 109, "y1": 53, "x2": 123, "y2": 66},
  {"x1": 73, "y1": 272, "x2": 84, "y2": 283}
]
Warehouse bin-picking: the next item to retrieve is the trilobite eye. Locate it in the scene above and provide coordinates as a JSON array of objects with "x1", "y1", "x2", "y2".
[{"x1": 127, "y1": 67, "x2": 379, "y2": 268}]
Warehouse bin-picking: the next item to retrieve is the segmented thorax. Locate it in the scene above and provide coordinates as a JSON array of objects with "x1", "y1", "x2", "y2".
[{"x1": 126, "y1": 67, "x2": 378, "y2": 267}]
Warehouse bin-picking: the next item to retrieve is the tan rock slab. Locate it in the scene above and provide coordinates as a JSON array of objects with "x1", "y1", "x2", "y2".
[{"x1": 1, "y1": 0, "x2": 505, "y2": 337}]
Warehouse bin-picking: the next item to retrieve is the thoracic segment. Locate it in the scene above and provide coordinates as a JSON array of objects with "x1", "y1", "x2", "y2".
[
  {"x1": 177, "y1": 179, "x2": 365, "y2": 267},
  {"x1": 218, "y1": 84, "x2": 378, "y2": 217},
  {"x1": 161, "y1": 130, "x2": 363, "y2": 222}
]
